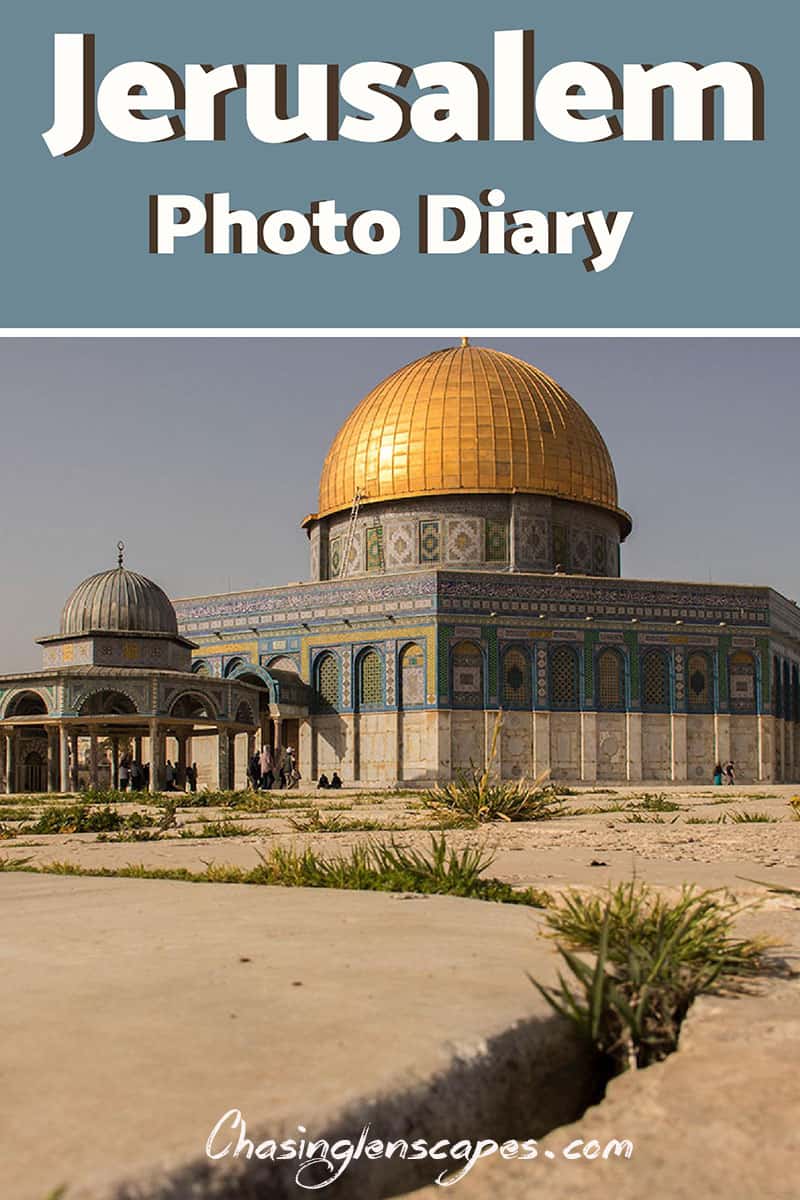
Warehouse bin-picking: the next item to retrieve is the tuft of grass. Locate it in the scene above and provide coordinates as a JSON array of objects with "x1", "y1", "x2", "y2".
[
  {"x1": 0, "y1": 806, "x2": 33, "y2": 823},
  {"x1": 533, "y1": 882, "x2": 769, "y2": 1072},
  {"x1": 25, "y1": 804, "x2": 126, "y2": 834},
  {"x1": 288, "y1": 808, "x2": 394, "y2": 833},
  {"x1": 179, "y1": 819, "x2": 253, "y2": 839},
  {"x1": 789, "y1": 798, "x2": 800, "y2": 821},
  {"x1": 624, "y1": 813, "x2": 680, "y2": 825},
  {"x1": 630, "y1": 793, "x2": 681, "y2": 813},
  {"x1": 0, "y1": 836, "x2": 551, "y2": 907},
  {"x1": 723, "y1": 810, "x2": 777, "y2": 824}
]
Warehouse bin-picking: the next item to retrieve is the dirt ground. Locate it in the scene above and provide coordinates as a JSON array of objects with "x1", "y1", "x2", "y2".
[{"x1": 2, "y1": 782, "x2": 799, "y2": 896}]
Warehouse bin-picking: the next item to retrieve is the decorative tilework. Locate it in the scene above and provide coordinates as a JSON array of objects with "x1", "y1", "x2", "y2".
[
  {"x1": 386, "y1": 523, "x2": 414, "y2": 568},
  {"x1": 571, "y1": 529, "x2": 592, "y2": 572},
  {"x1": 329, "y1": 538, "x2": 343, "y2": 578},
  {"x1": 365, "y1": 526, "x2": 384, "y2": 572},
  {"x1": 419, "y1": 520, "x2": 441, "y2": 564},
  {"x1": 485, "y1": 519, "x2": 509, "y2": 563},
  {"x1": 552, "y1": 525, "x2": 568, "y2": 570},
  {"x1": 445, "y1": 518, "x2": 481, "y2": 564},
  {"x1": 400, "y1": 643, "x2": 425, "y2": 706},
  {"x1": 593, "y1": 534, "x2": 607, "y2": 574}
]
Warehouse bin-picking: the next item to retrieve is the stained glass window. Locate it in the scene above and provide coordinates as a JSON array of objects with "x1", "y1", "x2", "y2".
[
  {"x1": 400, "y1": 643, "x2": 424, "y2": 707},
  {"x1": 687, "y1": 653, "x2": 710, "y2": 708},
  {"x1": 358, "y1": 650, "x2": 383, "y2": 706},
  {"x1": 502, "y1": 647, "x2": 530, "y2": 707},
  {"x1": 316, "y1": 654, "x2": 339, "y2": 710},
  {"x1": 452, "y1": 640, "x2": 483, "y2": 708},
  {"x1": 550, "y1": 646, "x2": 579, "y2": 707},
  {"x1": 597, "y1": 649, "x2": 624, "y2": 709},
  {"x1": 642, "y1": 651, "x2": 669, "y2": 710}
]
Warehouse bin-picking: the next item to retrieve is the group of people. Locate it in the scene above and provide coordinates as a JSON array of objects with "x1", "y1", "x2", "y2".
[
  {"x1": 317, "y1": 772, "x2": 343, "y2": 790},
  {"x1": 117, "y1": 755, "x2": 199, "y2": 792},
  {"x1": 713, "y1": 761, "x2": 736, "y2": 786},
  {"x1": 248, "y1": 746, "x2": 300, "y2": 790}
]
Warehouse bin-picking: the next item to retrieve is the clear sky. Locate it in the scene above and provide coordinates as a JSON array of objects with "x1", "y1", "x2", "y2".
[{"x1": 1, "y1": 337, "x2": 796, "y2": 673}]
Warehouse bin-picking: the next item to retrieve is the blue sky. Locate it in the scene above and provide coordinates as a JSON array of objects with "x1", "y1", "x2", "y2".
[{"x1": 1, "y1": 337, "x2": 795, "y2": 672}]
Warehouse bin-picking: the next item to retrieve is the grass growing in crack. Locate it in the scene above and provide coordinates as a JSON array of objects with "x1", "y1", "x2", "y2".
[
  {"x1": 288, "y1": 809, "x2": 387, "y2": 833},
  {"x1": 723, "y1": 810, "x2": 777, "y2": 824},
  {"x1": 179, "y1": 819, "x2": 254, "y2": 839},
  {"x1": 624, "y1": 813, "x2": 680, "y2": 825},
  {"x1": 532, "y1": 882, "x2": 768, "y2": 1072},
  {"x1": 629, "y1": 793, "x2": 681, "y2": 813},
  {"x1": 422, "y1": 712, "x2": 564, "y2": 824},
  {"x1": 0, "y1": 836, "x2": 551, "y2": 907},
  {"x1": 25, "y1": 803, "x2": 129, "y2": 834}
]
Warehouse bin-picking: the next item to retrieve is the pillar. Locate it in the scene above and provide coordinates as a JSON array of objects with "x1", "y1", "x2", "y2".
[
  {"x1": 532, "y1": 710, "x2": 550, "y2": 779},
  {"x1": 59, "y1": 727, "x2": 70, "y2": 792},
  {"x1": 47, "y1": 728, "x2": 59, "y2": 792},
  {"x1": 89, "y1": 733, "x2": 100, "y2": 789},
  {"x1": 4, "y1": 729, "x2": 14, "y2": 795},
  {"x1": 176, "y1": 733, "x2": 188, "y2": 791},
  {"x1": 757, "y1": 714, "x2": 772, "y2": 781},
  {"x1": 671, "y1": 713, "x2": 688, "y2": 782},
  {"x1": 485, "y1": 710, "x2": 502, "y2": 777},
  {"x1": 714, "y1": 713, "x2": 731, "y2": 771},
  {"x1": 217, "y1": 727, "x2": 230, "y2": 790},
  {"x1": 274, "y1": 717, "x2": 284, "y2": 758},
  {"x1": 149, "y1": 719, "x2": 164, "y2": 794},
  {"x1": 0, "y1": 734, "x2": 6, "y2": 793},
  {"x1": 69, "y1": 732, "x2": 79, "y2": 792},
  {"x1": 626, "y1": 712, "x2": 643, "y2": 782},
  {"x1": 110, "y1": 737, "x2": 120, "y2": 790},
  {"x1": 580, "y1": 711, "x2": 597, "y2": 783}
]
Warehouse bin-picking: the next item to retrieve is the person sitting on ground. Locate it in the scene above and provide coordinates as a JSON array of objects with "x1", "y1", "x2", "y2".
[
  {"x1": 330, "y1": 771, "x2": 342, "y2": 789},
  {"x1": 317, "y1": 773, "x2": 330, "y2": 789}
]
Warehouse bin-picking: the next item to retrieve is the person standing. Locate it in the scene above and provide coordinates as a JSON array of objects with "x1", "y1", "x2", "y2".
[
  {"x1": 713, "y1": 762, "x2": 723, "y2": 786},
  {"x1": 724, "y1": 760, "x2": 736, "y2": 786},
  {"x1": 187, "y1": 762, "x2": 198, "y2": 793},
  {"x1": 165, "y1": 760, "x2": 175, "y2": 791},
  {"x1": 118, "y1": 755, "x2": 130, "y2": 792},
  {"x1": 259, "y1": 745, "x2": 273, "y2": 790}
]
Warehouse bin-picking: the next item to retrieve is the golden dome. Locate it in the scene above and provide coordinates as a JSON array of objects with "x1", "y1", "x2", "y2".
[{"x1": 312, "y1": 343, "x2": 630, "y2": 536}]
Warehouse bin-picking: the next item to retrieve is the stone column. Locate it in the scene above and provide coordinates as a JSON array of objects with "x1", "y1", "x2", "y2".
[
  {"x1": 714, "y1": 714, "x2": 731, "y2": 771},
  {"x1": 485, "y1": 710, "x2": 502, "y2": 778},
  {"x1": 671, "y1": 713, "x2": 688, "y2": 782},
  {"x1": 274, "y1": 717, "x2": 284, "y2": 758},
  {"x1": 59, "y1": 727, "x2": 70, "y2": 792},
  {"x1": 149, "y1": 719, "x2": 163, "y2": 794},
  {"x1": 176, "y1": 733, "x2": 188, "y2": 791},
  {"x1": 69, "y1": 733, "x2": 79, "y2": 792},
  {"x1": 89, "y1": 733, "x2": 100, "y2": 789},
  {"x1": 533, "y1": 710, "x2": 551, "y2": 779},
  {"x1": 110, "y1": 737, "x2": 120, "y2": 790},
  {"x1": 47, "y1": 728, "x2": 59, "y2": 792},
  {"x1": 4, "y1": 729, "x2": 14, "y2": 795},
  {"x1": 217, "y1": 727, "x2": 230, "y2": 790},
  {"x1": 626, "y1": 712, "x2": 643, "y2": 782},
  {"x1": 580, "y1": 711, "x2": 597, "y2": 783}
]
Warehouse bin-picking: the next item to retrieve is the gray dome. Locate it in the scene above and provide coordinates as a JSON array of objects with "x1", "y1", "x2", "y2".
[{"x1": 60, "y1": 567, "x2": 178, "y2": 636}]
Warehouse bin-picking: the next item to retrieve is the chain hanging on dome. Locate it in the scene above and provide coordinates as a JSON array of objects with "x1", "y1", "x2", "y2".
[{"x1": 117, "y1": 541, "x2": 125, "y2": 568}]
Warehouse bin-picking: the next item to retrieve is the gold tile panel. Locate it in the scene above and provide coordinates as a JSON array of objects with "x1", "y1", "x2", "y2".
[{"x1": 313, "y1": 345, "x2": 630, "y2": 534}]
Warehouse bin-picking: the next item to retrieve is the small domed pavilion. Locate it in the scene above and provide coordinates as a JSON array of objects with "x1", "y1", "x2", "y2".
[{"x1": 0, "y1": 547, "x2": 263, "y2": 794}]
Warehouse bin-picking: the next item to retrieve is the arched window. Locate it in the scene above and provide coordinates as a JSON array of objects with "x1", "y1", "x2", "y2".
[
  {"x1": 641, "y1": 651, "x2": 670, "y2": 711},
  {"x1": 5, "y1": 690, "x2": 47, "y2": 718},
  {"x1": 502, "y1": 647, "x2": 530, "y2": 708},
  {"x1": 224, "y1": 657, "x2": 247, "y2": 678},
  {"x1": 687, "y1": 653, "x2": 711, "y2": 710},
  {"x1": 191, "y1": 660, "x2": 212, "y2": 677},
  {"x1": 315, "y1": 654, "x2": 339, "y2": 711},
  {"x1": 79, "y1": 690, "x2": 137, "y2": 716},
  {"x1": 730, "y1": 651, "x2": 756, "y2": 714},
  {"x1": 399, "y1": 643, "x2": 425, "y2": 708},
  {"x1": 451, "y1": 641, "x2": 484, "y2": 708},
  {"x1": 597, "y1": 648, "x2": 624, "y2": 710},
  {"x1": 357, "y1": 649, "x2": 383, "y2": 709},
  {"x1": 171, "y1": 693, "x2": 215, "y2": 720},
  {"x1": 550, "y1": 645, "x2": 579, "y2": 709}
]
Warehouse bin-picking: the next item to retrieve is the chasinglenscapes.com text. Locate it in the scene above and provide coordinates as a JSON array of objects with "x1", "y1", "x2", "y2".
[{"x1": 205, "y1": 1109, "x2": 634, "y2": 1188}]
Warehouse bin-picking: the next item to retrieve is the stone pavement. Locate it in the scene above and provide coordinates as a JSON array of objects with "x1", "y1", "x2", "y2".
[
  {"x1": 2, "y1": 874, "x2": 593, "y2": 1200},
  {"x1": 402, "y1": 905, "x2": 800, "y2": 1200}
]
